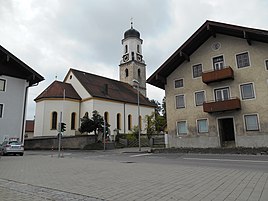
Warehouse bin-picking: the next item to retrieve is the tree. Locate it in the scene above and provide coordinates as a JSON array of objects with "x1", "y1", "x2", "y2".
[
  {"x1": 144, "y1": 112, "x2": 156, "y2": 140},
  {"x1": 79, "y1": 110, "x2": 110, "y2": 142},
  {"x1": 161, "y1": 97, "x2": 166, "y2": 119}
]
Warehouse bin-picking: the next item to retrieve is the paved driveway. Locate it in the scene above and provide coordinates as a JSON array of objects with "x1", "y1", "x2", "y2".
[{"x1": 0, "y1": 149, "x2": 268, "y2": 201}]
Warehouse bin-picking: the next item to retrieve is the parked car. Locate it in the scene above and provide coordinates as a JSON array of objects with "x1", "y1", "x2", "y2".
[{"x1": 0, "y1": 139, "x2": 24, "y2": 156}]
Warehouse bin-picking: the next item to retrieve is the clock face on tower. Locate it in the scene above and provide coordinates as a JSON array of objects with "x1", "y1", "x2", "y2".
[
  {"x1": 137, "y1": 54, "x2": 142, "y2": 62},
  {"x1": 123, "y1": 54, "x2": 129, "y2": 62}
]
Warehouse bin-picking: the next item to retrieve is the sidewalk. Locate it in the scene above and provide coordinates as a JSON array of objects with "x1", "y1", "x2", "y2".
[{"x1": 0, "y1": 150, "x2": 268, "y2": 200}]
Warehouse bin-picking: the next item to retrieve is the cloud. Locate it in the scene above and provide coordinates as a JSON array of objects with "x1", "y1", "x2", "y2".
[{"x1": 0, "y1": 0, "x2": 268, "y2": 119}]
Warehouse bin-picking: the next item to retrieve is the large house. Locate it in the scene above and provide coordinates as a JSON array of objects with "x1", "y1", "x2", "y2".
[
  {"x1": 34, "y1": 24, "x2": 155, "y2": 137},
  {"x1": 0, "y1": 45, "x2": 44, "y2": 142},
  {"x1": 148, "y1": 20, "x2": 268, "y2": 148}
]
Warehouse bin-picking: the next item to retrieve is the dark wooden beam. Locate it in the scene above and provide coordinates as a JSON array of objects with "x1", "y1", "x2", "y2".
[
  {"x1": 155, "y1": 73, "x2": 166, "y2": 85},
  {"x1": 179, "y1": 51, "x2": 190, "y2": 62},
  {"x1": 243, "y1": 31, "x2": 252, "y2": 45},
  {"x1": 207, "y1": 24, "x2": 216, "y2": 38}
]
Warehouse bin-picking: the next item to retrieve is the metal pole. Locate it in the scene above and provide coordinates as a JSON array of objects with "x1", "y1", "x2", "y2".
[
  {"x1": 103, "y1": 120, "x2": 106, "y2": 151},
  {"x1": 138, "y1": 84, "x2": 141, "y2": 151},
  {"x1": 58, "y1": 112, "x2": 62, "y2": 158}
]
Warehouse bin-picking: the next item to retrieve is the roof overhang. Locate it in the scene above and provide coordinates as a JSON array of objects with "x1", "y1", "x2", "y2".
[
  {"x1": 0, "y1": 45, "x2": 44, "y2": 86},
  {"x1": 147, "y1": 20, "x2": 268, "y2": 89}
]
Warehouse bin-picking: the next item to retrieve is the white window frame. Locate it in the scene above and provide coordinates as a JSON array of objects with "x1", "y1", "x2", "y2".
[
  {"x1": 194, "y1": 90, "x2": 205, "y2": 106},
  {"x1": 244, "y1": 114, "x2": 260, "y2": 131},
  {"x1": 174, "y1": 78, "x2": 184, "y2": 88},
  {"x1": 214, "y1": 86, "x2": 230, "y2": 101},
  {"x1": 196, "y1": 119, "x2": 209, "y2": 133},
  {"x1": 265, "y1": 59, "x2": 268, "y2": 71},
  {"x1": 0, "y1": 79, "x2": 6, "y2": 92},
  {"x1": 212, "y1": 55, "x2": 225, "y2": 70},
  {"x1": 236, "y1": 51, "x2": 251, "y2": 69},
  {"x1": 0, "y1": 103, "x2": 4, "y2": 118},
  {"x1": 239, "y1": 82, "x2": 256, "y2": 100},
  {"x1": 192, "y1": 63, "x2": 203, "y2": 78},
  {"x1": 175, "y1": 94, "x2": 185, "y2": 109},
  {"x1": 177, "y1": 120, "x2": 188, "y2": 135}
]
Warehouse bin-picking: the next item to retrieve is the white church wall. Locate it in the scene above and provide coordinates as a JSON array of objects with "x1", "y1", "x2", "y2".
[
  {"x1": 34, "y1": 99, "x2": 79, "y2": 137},
  {"x1": 34, "y1": 101, "x2": 45, "y2": 137},
  {"x1": 65, "y1": 71, "x2": 92, "y2": 99}
]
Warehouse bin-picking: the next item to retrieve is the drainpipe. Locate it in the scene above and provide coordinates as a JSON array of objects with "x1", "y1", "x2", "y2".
[{"x1": 21, "y1": 81, "x2": 39, "y2": 143}]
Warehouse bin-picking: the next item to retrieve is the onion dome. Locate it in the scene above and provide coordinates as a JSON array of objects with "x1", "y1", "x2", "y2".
[{"x1": 124, "y1": 22, "x2": 140, "y2": 39}]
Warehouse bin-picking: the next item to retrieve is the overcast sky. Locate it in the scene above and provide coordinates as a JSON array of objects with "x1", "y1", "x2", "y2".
[{"x1": 1, "y1": 0, "x2": 268, "y2": 119}]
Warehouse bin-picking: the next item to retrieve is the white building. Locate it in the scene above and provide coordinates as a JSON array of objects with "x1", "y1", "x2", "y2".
[
  {"x1": 0, "y1": 45, "x2": 44, "y2": 143},
  {"x1": 34, "y1": 25, "x2": 155, "y2": 137}
]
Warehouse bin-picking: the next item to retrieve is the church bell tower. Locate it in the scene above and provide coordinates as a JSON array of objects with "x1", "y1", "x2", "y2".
[{"x1": 119, "y1": 22, "x2": 147, "y2": 97}]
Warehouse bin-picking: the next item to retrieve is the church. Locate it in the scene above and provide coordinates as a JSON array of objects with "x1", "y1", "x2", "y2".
[{"x1": 33, "y1": 24, "x2": 156, "y2": 138}]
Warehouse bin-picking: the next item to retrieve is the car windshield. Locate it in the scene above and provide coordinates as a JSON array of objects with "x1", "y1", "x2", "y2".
[{"x1": 8, "y1": 141, "x2": 21, "y2": 145}]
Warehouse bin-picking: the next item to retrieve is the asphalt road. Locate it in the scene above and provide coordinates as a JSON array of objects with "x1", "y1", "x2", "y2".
[
  {"x1": 1, "y1": 148, "x2": 268, "y2": 200},
  {"x1": 25, "y1": 149, "x2": 268, "y2": 173}
]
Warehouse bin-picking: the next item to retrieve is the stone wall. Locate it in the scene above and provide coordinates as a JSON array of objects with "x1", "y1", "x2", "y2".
[{"x1": 24, "y1": 135, "x2": 95, "y2": 150}]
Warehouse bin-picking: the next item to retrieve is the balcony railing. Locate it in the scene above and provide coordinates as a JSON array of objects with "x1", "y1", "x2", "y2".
[
  {"x1": 203, "y1": 97, "x2": 241, "y2": 113},
  {"x1": 202, "y1": 66, "x2": 234, "y2": 84}
]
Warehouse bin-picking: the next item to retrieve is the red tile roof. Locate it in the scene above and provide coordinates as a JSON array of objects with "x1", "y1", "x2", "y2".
[
  {"x1": 25, "y1": 120, "x2": 34, "y2": 132},
  {"x1": 34, "y1": 81, "x2": 81, "y2": 101}
]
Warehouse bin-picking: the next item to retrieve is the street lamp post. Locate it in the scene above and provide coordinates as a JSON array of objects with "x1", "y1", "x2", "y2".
[{"x1": 133, "y1": 79, "x2": 141, "y2": 151}]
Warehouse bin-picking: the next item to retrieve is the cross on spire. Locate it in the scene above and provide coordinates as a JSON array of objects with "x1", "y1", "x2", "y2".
[{"x1": 130, "y1": 17, "x2": 133, "y2": 29}]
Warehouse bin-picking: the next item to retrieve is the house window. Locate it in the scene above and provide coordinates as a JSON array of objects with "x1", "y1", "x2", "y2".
[
  {"x1": 117, "y1": 113, "x2": 121, "y2": 130},
  {"x1": 104, "y1": 112, "x2": 109, "y2": 124},
  {"x1": 236, "y1": 52, "x2": 250, "y2": 68},
  {"x1": 240, "y1": 83, "x2": 255, "y2": 100},
  {"x1": 195, "y1": 91, "x2": 205, "y2": 106},
  {"x1": 192, "y1": 64, "x2": 202, "y2": 78},
  {"x1": 265, "y1": 60, "x2": 268, "y2": 70},
  {"x1": 213, "y1": 55, "x2": 224, "y2": 70},
  {"x1": 244, "y1": 114, "x2": 259, "y2": 131},
  {"x1": 214, "y1": 87, "x2": 230, "y2": 101},
  {"x1": 0, "y1": 79, "x2": 6, "y2": 91},
  {"x1": 174, "y1": 79, "x2": 183, "y2": 88},
  {"x1": 175, "y1": 94, "x2": 185, "y2": 109},
  {"x1": 197, "y1": 119, "x2": 208, "y2": 133},
  {"x1": 71, "y1": 112, "x2": 76, "y2": 130},
  {"x1": 51, "y1": 111, "x2": 57, "y2": 130},
  {"x1": 0, "y1": 104, "x2": 3, "y2": 118},
  {"x1": 125, "y1": 69, "x2": 129, "y2": 77},
  {"x1": 177, "y1": 121, "x2": 188, "y2": 135},
  {"x1": 128, "y1": 114, "x2": 132, "y2": 130}
]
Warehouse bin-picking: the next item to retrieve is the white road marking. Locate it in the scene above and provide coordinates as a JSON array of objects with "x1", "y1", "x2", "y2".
[
  {"x1": 183, "y1": 157, "x2": 268, "y2": 163},
  {"x1": 130, "y1": 153, "x2": 153, "y2": 158}
]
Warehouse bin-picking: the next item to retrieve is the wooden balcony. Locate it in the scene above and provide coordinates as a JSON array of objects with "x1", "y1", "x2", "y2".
[
  {"x1": 202, "y1": 66, "x2": 234, "y2": 84},
  {"x1": 203, "y1": 97, "x2": 241, "y2": 113}
]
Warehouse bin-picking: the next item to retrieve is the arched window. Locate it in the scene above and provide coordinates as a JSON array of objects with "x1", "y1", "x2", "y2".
[
  {"x1": 137, "y1": 45, "x2": 140, "y2": 53},
  {"x1": 51, "y1": 111, "x2": 57, "y2": 130},
  {"x1": 139, "y1": 115, "x2": 142, "y2": 130},
  {"x1": 125, "y1": 68, "x2": 129, "y2": 77},
  {"x1": 131, "y1": 51, "x2": 134, "y2": 60},
  {"x1": 138, "y1": 69, "x2": 141, "y2": 77},
  {"x1": 125, "y1": 45, "x2": 128, "y2": 53},
  {"x1": 71, "y1": 112, "x2": 76, "y2": 130},
  {"x1": 117, "y1": 113, "x2": 121, "y2": 130},
  {"x1": 104, "y1": 112, "x2": 109, "y2": 124},
  {"x1": 128, "y1": 114, "x2": 132, "y2": 130}
]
